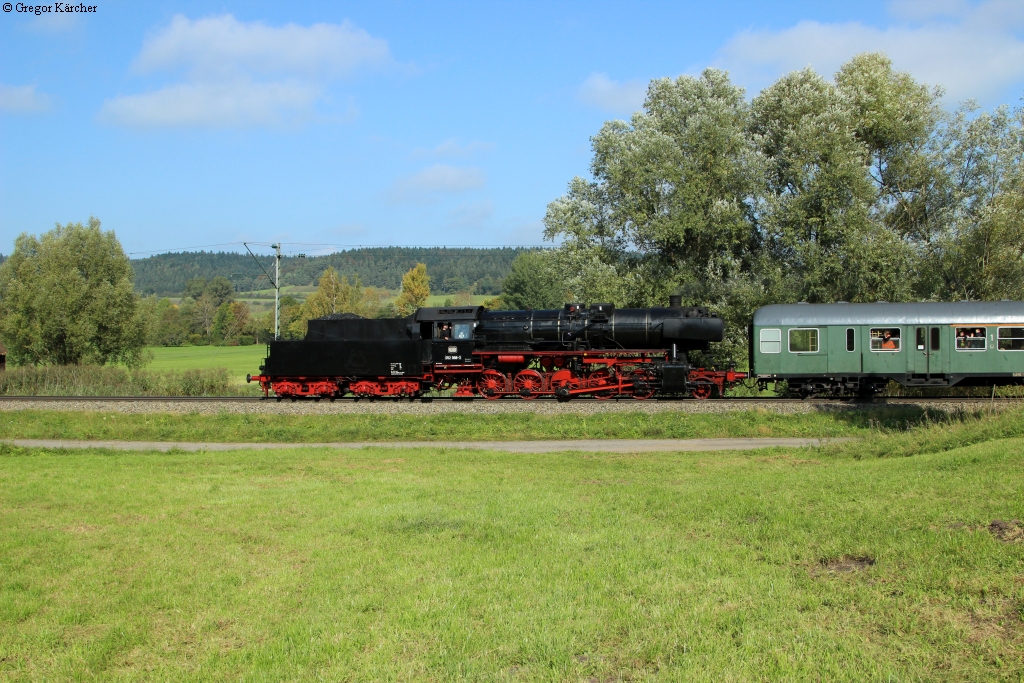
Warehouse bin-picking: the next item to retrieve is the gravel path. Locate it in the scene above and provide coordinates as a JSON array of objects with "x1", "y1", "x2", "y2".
[
  {"x1": 0, "y1": 397, "x2": 1010, "y2": 415},
  {"x1": 2, "y1": 437, "x2": 852, "y2": 453}
]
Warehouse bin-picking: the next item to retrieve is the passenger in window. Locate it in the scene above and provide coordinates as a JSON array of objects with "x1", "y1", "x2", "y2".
[{"x1": 881, "y1": 330, "x2": 897, "y2": 350}]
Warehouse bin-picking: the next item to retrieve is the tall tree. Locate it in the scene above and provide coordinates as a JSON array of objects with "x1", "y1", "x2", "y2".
[
  {"x1": 750, "y1": 59, "x2": 927, "y2": 303},
  {"x1": 0, "y1": 217, "x2": 144, "y2": 365},
  {"x1": 919, "y1": 102, "x2": 1024, "y2": 299},
  {"x1": 544, "y1": 68, "x2": 760, "y2": 306},
  {"x1": 394, "y1": 263, "x2": 430, "y2": 315}
]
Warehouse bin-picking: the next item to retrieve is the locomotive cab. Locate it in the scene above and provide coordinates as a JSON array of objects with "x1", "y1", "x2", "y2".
[{"x1": 414, "y1": 307, "x2": 483, "y2": 366}]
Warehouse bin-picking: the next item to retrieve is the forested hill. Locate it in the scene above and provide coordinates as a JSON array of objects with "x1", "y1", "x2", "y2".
[{"x1": 131, "y1": 247, "x2": 531, "y2": 296}]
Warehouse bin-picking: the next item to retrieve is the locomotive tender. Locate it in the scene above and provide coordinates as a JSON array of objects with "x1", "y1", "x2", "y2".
[{"x1": 250, "y1": 296, "x2": 745, "y2": 400}]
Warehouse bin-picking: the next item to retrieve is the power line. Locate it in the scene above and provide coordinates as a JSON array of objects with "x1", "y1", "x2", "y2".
[
  {"x1": 126, "y1": 241, "x2": 250, "y2": 256},
  {"x1": 128, "y1": 242, "x2": 553, "y2": 256}
]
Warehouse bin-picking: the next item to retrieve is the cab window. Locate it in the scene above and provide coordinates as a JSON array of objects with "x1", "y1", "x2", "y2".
[
  {"x1": 997, "y1": 327, "x2": 1024, "y2": 351},
  {"x1": 955, "y1": 327, "x2": 987, "y2": 351},
  {"x1": 870, "y1": 328, "x2": 901, "y2": 352},
  {"x1": 759, "y1": 328, "x2": 781, "y2": 354},
  {"x1": 788, "y1": 328, "x2": 819, "y2": 353},
  {"x1": 452, "y1": 323, "x2": 473, "y2": 340}
]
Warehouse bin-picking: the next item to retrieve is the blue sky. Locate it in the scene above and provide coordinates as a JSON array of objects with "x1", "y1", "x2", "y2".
[{"x1": 2, "y1": 0, "x2": 1023, "y2": 258}]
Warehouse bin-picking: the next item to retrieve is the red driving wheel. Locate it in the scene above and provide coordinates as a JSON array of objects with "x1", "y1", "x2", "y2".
[
  {"x1": 477, "y1": 369, "x2": 507, "y2": 400},
  {"x1": 513, "y1": 369, "x2": 544, "y2": 399}
]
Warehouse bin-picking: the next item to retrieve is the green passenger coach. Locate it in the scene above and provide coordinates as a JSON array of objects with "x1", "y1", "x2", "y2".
[{"x1": 751, "y1": 301, "x2": 1024, "y2": 396}]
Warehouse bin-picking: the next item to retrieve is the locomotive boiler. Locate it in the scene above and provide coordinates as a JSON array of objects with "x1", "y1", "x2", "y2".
[{"x1": 250, "y1": 296, "x2": 746, "y2": 400}]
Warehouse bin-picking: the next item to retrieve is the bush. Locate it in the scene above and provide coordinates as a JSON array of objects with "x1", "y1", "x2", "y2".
[{"x1": 0, "y1": 365, "x2": 253, "y2": 396}]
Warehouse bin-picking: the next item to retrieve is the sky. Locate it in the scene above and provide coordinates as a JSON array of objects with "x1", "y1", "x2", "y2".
[{"x1": 2, "y1": 0, "x2": 1024, "y2": 259}]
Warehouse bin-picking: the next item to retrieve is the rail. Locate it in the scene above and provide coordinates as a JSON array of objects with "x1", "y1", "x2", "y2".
[{"x1": 0, "y1": 395, "x2": 1021, "y2": 404}]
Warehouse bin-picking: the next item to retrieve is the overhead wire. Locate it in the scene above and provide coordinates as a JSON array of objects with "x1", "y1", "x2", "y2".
[{"x1": 128, "y1": 241, "x2": 553, "y2": 256}]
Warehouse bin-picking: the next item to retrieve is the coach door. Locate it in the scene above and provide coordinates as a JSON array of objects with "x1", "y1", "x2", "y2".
[{"x1": 911, "y1": 326, "x2": 944, "y2": 376}]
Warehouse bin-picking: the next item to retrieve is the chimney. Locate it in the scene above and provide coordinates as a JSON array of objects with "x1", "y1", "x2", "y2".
[{"x1": 669, "y1": 295, "x2": 682, "y2": 308}]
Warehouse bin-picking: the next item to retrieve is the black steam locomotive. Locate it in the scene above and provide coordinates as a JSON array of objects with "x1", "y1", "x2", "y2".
[{"x1": 249, "y1": 296, "x2": 745, "y2": 400}]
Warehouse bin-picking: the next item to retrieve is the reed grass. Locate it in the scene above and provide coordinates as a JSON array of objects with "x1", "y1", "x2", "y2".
[{"x1": 0, "y1": 365, "x2": 258, "y2": 397}]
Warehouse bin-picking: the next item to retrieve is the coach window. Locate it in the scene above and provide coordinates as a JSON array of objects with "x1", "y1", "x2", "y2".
[
  {"x1": 759, "y1": 328, "x2": 781, "y2": 353},
  {"x1": 955, "y1": 327, "x2": 987, "y2": 351},
  {"x1": 998, "y1": 327, "x2": 1024, "y2": 351},
  {"x1": 870, "y1": 328, "x2": 901, "y2": 352},
  {"x1": 846, "y1": 328, "x2": 856, "y2": 352},
  {"x1": 931, "y1": 327, "x2": 940, "y2": 350},
  {"x1": 788, "y1": 328, "x2": 819, "y2": 353}
]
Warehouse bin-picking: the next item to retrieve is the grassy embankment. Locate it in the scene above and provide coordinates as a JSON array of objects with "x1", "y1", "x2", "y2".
[
  {"x1": 0, "y1": 405, "x2": 994, "y2": 443},
  {"x1": 1, "y1": 410, "x2": 1023, "y2": 680}
]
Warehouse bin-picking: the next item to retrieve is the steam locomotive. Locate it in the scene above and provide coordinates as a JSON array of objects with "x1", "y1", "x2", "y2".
[{"x1": 249, "y1": 295, "x2": 746, "y2": 400}]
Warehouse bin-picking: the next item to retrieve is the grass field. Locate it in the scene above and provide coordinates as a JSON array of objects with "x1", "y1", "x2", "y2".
[
  {"x1": 0, "y1": 405, "x2": 980, "y2": 444},
  {"x1": 145, "y1": 346, "x2": 267, "y2": 383},
  {"x1": 424, "y1": 294, "x2": 492, "y2": 306},
  {"x1": 1, "y1": 412, "x2": 1023, "y2": 680}
]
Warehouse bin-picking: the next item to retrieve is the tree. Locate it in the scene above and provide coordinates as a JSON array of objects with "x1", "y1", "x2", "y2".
[
  {"x1": 0, "y1": 217, "x2": 144, "y2": 366},
  {"x1": 204, "y1": 276, "x2": 234, "y2": 307},
  {"x1": 501, "y1": 251, "x2": 566, "y2": 309},
  {"x1": 394, "y1": 263, "x2": 430, "y2": 315},
  {"x1": 184, "y1": 277, "x2": 208, "y2": 301},
  {"x1": 917, "y1": 102, "x2": 1024, "y2": 300},
  {"x1": 544, "y1": 68, "x2": 761, "y2": 307},
  {"x1": 750, "y1": 61, "x2": 923, "y2": 303},
  {"x1": 288, "y1": 267, "x2": 372, "y2": 336},
  {"x1": 213, "y1": 301, "x2": 251, "y2": 343},
  {"x1": 192, "y1": 293, "x2": 218, "y2": 338}
]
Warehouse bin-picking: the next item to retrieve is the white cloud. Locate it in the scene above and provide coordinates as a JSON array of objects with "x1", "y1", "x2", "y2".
[
  {"x1": 387, "y1": 165, "x2": 486, "y2": 203},
  {"x1": 715, "y1": 1, "x2": 1024, "y2": 103},
  {"x1": 448, "y1": 200, "x2": 494, "y2": 228},
  {"x1": 99, "y1": 81, "x2": 321, "y2": 128},
  {"x1": 0, "y1": 84, "x2": 52, "y2": 113},
  {"x1": 577, "y1": 73, "x2": 647, "y2": 113},
  {"x1": 135, "y1": 14, "x2": 391, "y2": 78},
  {"x1": 411, "y1": 138, "x2": 495, "y2": 159},
  {"x1": 102, "y1": 14, "x2": 390, "y2": 128}
]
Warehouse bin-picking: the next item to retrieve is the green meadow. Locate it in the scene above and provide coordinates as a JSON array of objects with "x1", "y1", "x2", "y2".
[
  {"x1": 1, "y1": 410, "x2": 1023, "y2": 681},
  {"x1": 145, "y1": 346, "x2": 267, "y2": 383}
]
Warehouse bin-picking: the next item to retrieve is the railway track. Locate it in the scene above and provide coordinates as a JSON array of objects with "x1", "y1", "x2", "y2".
[{"x1": 0, "y1": 395, "x2": 1020, "y2": 404}]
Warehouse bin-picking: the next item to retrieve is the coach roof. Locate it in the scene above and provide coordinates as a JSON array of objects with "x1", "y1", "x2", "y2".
[{"x1": 753, "y1": 301, "x2": 1024, "y2": 326}]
